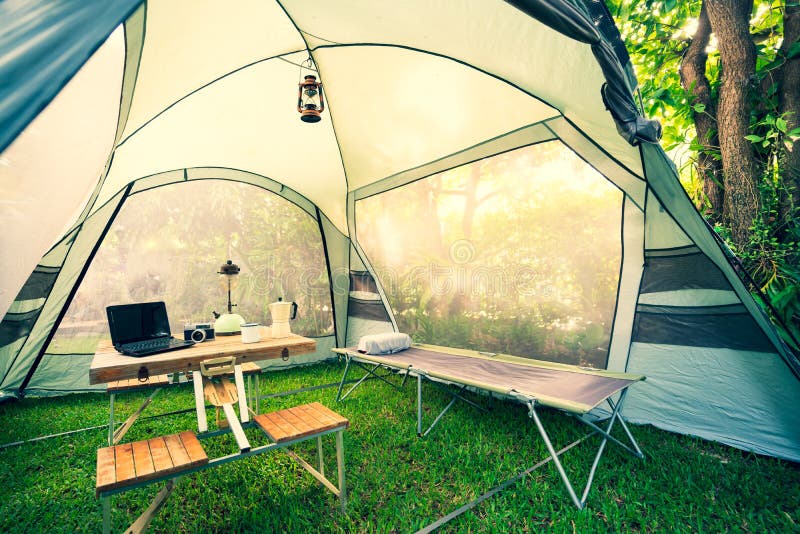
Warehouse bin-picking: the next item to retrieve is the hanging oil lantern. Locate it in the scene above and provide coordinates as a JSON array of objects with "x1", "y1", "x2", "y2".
[{"x1": 297, "y1": 74, "x2": 324, "y2": 123}]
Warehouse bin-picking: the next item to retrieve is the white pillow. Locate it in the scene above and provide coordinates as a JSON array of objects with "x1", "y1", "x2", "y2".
[{"x1": 357, "y1": 332, "x2": 412, "y2": 355}]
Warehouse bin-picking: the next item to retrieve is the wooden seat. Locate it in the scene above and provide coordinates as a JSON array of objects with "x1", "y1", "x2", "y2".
[
  {"x1": 96, "y1": 431, "x2": 208, "y2": 496},
  {"x1": 203, "y1": 378, "x2": 239, "y2": 407},
  {"x1": 255, "y1": 402, "x2": 349, "y2": 444}
]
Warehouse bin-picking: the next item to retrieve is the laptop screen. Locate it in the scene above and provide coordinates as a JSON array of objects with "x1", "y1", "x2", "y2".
[{"x1": 106, "y1": 301, "x2": 172, "y2": 346}]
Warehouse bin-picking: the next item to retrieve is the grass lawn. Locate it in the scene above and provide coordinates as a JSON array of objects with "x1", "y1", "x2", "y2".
[{"x1": 0, "y1": 360, "x2": 798, "y2": 533}]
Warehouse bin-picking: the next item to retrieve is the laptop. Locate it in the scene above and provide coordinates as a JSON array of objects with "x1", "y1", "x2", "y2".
[{"x1": 106, "y1": 301, "x2": 195, "y2": 357}]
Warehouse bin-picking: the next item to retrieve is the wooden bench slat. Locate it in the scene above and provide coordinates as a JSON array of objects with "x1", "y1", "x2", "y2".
[
  {"x1": 131, "y1": 440, "x2": 155, "y2": 479},
  {"x1": 297, "y1": 403, "x2": 337, "y2": 427},
  {"x1": 255, "y1": 411, "x2": 295, "y2": 443},
  {"x1": 163, "y1": 433, "x2": 191, "y2": 467},
  {"x1": 255, "y1": 403, "x2": 348, "y2": 444},
  {"x1": 297, "y1": 402, "x2": 349, "y2": 430},
  {"x1": 96, "y1": 432, "x2": 208, "y2": 495},
  {"x1": 292, "y1": 404, "x2": 349, "y2": 435},
  {"x1": 307, "y1": 402, "x2": 350, "y2": 428},
  {"x1": 239, "y1": 362, "x2": 261, "y2": 375},
  {"x1": 278, "y1": 407, "x2": 317, "y2": 435},
  {"x1": 96, "y1": 447, "x2": 117, "y2": 493},
  {"x1": 179, "y1": 431, "x2": 208, "y2": 465},
  {"x1": 148, "y1": 437, "x2": 174, "y2": 473},
  {"x1": 114, "y1": 443, "x2": 136, "y2": 483}
]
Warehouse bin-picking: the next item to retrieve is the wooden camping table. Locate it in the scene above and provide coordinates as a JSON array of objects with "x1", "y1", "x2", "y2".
[{"x1": 90, "y1": 332, "x2": 316, "y2": 449}]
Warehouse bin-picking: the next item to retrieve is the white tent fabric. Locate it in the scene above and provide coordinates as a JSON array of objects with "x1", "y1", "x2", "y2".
[{"x1": 1, "y1": 0, "x2": 799, "y2": 462}]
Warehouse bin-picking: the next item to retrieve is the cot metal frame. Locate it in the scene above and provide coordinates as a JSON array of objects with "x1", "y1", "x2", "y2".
[{"x1": 336, "y1": 351, "x2": 644, "y2": 509}]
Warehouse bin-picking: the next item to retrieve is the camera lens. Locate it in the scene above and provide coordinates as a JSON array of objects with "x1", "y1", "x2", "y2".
[{"x1": 190, "y1": 329, "x2": 207, "y2": 343}]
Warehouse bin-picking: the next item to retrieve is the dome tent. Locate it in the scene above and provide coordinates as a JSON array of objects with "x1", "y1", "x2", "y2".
[{"x1": 1, "y1": 0, "x2": 799, "y2": 462}]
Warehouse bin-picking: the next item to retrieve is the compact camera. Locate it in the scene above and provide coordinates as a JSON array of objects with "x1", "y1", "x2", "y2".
[{"x1": 184, "y1": 323, "x2": 215, "y2": 343}]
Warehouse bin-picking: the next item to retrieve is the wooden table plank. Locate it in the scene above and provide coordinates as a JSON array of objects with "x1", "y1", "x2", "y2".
[{"x1": 90, "y1": 334, "x2": 315, "y2": 385}]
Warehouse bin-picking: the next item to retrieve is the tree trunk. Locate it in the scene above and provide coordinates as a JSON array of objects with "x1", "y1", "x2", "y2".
[
  {"x1": 679, "y1": 2, "x2": 724, "y2": 222},
  {"x1": 779, "y1": 4, "x2": 800, "y2": 227},
  {"x1": 706, "y1": 0, "x2": 761, "y2": 251}
]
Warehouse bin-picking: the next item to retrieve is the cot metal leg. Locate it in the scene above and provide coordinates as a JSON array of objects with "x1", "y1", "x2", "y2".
[
  {"x1": 606, "y1": 395, "x2": 643, "y2": 458},
  {"x1": 527, "y1": 388, "x2": 639, "y2": 510},
  {"x1": 401, "y1": 369, "x2": 410, "y2": 387},
  {"x1": 317, "y1": 436, "x2": 325, "y2": 478},
  {"x1": 108, "y1": 394, "x2": 115, "y2": 446},
  {"x1": 102, "y1": 496, "x2": 110, "y2": 534},
  {"x1": 338, "y1": 361, "x2": 398, "y2": 401},
  {"x1": 415, "y1": 379, "x2": 487, "y2": 437},
  {"x1": 578, "y1": 392, "x2": 627, "y2": 506},
  {"x1": 417, "y1": 374, "x2": 423, "y2": 436},
  {"x1": 528, "y1": 402, "x2": 584, "y2": 509},
  {"x1": 112, "y1": 388, "x2": 162, "y2": 445},
  {"x1": 335, "y1": 357, "x2": 352, "y2": 401},
  {"x1": 425, "y1": 380, "x2": 489, "y2": 413},
  {"x1": 336, "y1": 430, "x2": 347, "y2": 514}
]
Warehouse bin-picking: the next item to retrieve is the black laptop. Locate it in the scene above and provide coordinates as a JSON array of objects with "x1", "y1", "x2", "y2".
[{"x1": 106, "y1": 301, "x2": 195, "y2": 357}]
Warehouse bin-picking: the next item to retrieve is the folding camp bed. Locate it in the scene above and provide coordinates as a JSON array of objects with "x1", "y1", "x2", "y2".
[{"x1": 334, "y1": 344, "x2": 645, "y2": 509}]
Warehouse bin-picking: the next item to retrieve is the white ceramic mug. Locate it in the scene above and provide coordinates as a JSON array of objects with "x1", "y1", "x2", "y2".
[{"x1": 240, "y1": 323, "x2": 262, "y2": 343}]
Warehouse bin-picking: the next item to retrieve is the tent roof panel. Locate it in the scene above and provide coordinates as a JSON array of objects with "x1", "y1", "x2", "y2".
[
  {"x1": 315, "y1": 46, "x2": 559, "y2": 191},
  {"x1": 99, "y1": 55, "x2": 348, "y2": 232},
  {"x1": 120, "y1": 0, "x2": 305, "y2": 141},
  {"x1": 283, "y1": 0, "x2": 643, "y2": 176}
]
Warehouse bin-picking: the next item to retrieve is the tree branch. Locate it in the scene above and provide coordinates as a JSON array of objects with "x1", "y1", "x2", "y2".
[
  {"x1": 706, "y1": 0, "x2": 761, "y2": 250},
  {"x1": 679, "y1": 1, "x2": 724, "y2": 220},
  {"x1": 778, "y1": 3, "x2": 800, "y2": 225}
]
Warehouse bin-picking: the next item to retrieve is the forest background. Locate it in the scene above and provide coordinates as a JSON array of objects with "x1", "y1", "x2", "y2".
[{"x1": 608, "y1": 0, "x2": 800, "y2": 348}]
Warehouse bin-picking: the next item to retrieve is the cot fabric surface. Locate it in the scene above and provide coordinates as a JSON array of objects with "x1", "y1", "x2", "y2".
[{"x1": 339, "y1": 345, "x2": 644, "y2": 413}]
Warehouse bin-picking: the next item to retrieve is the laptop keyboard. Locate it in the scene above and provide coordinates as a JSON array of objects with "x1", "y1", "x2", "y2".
[{"x1": 120, "y1": 337, "x2": 192, "y2": 356}]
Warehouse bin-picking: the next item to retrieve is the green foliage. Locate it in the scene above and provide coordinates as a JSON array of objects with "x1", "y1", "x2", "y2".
[
  {"x1": 608, "y1": 0, "x2": 800, "y2": 345},
  {"x1": 0, "y1": 363, "x2": 798, "y2": 532}
]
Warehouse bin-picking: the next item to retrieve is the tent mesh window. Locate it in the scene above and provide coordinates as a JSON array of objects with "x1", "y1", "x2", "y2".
[
  {"x1": 44, "y1": 180, "x2": 334, "y2": 360},
  {"x1": 356, "y1": 141, "x2": 622, "y2": 368}
]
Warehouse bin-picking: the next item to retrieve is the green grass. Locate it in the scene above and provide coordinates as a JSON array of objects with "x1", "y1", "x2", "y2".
[{"x1": 0, "y1": 361, "x2": 798, "y2": 533}]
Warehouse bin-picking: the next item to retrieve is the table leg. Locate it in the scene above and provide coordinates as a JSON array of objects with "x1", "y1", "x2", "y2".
[
  {"x1": 192, "y1": 371, "x2": 208, "y2": 432},
  {"x1": 317, "y1": 436, "x2": 325, "y2": 477},
  {"x1": 221, "y1": 402, "x2": 251, "y2": 452},
  {"x1": 336, "y1": 430, "x2": 347, "y2": 513},
  {"x1": 234, "y1": 364, "x2": 249, "y2": 423},
  {"x1": 108, "y1": 394, "x2": 115, "y2": 446}
]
